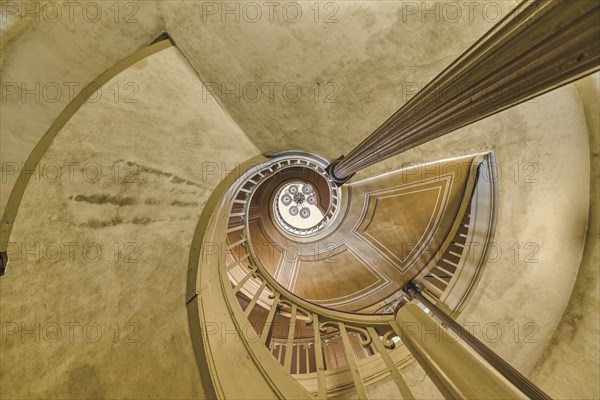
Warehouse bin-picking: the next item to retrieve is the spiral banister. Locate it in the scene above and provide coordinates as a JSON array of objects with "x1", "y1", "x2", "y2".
[
  {"x1": 187, "y1": 153, "x2": 419, "y2": 399},
  {"x1": 188, "y1": 151, "x2": 539, "y2": 399}
]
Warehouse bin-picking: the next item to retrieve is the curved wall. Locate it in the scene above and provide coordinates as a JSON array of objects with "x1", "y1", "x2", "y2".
[
  {"x1": 528, "y1": 74, "x2": 600, "y2": 399},
  {"x1": 1, "y1": 1, "x2": 597, "y2": 397},
  {"x1": 1, "y1": 1, "x2": 164, "y2": 217},
  {"x1": 358, "y1": 84, "x2": 591, "y2": 378},
  {"x1": 0, "y1": 45, "x2": 259, "y2": 398}
]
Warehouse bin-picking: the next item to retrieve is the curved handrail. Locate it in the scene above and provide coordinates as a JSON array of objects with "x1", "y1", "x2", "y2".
[
  {"x1": 189, "y1": 153, "x2": 416, "y2": 399},
  {"x1": 189, "y1": 151, "x2": 491, "y2": 399},
  {"x1": 187, "y1": 155, "x2": 313, "y2": 399},
  {"x1": 235, "y1": 153, "x2": 397, "y2": 326}
]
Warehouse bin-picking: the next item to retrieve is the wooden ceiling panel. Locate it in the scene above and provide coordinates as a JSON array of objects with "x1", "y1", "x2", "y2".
[
  {"x1": 354, "y1": 177, "x2": 450, "y2": 271},
  {"x1": 350, "y1": 156, "x2": 477, "y2": 275},
  {"x1": 245, "y1": 154, "x2": 481, "y2": 312},
  {"x1": 292, "y1": 243, "x2": 384, "y2": 305}
]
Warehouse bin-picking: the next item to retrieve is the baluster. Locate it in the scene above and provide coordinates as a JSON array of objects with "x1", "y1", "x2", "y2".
[
  {"x1": 262, "y1": 292, "x2": 281, "y2": 346},
  {"x1": 233, "y1": 267, "x2": 255, "y2": 293},
  {"x1": 305, "y1": 344, "x2": 309, "y2": 374},
  {"x1": 296, "y1": 344, "x2": 301, "y2": 374},
  {"x1": 244, "y1": 281, "x2": 267, "y2": 317},
  {"x1": 226, "y1": 254, "x2": 249, "y2": 271},
  {"x1": 367, "y1": 326, "x2": 415, "y2": 400},
  {"x1": 312, "y1": 314, "x2": 327, "y2": 400},
  {"x1": 277, "y1": 343, "x2": 283, "y2": 364},
  {"x1": 226, "y1": 225, "x2": 244, "y2": 233},
  {"x1": 226, "y1": 238, "x2": 246, "y2": 249},
  {"x1": 339, "y1": 322, "x2": 368, "y2": 400},
  {"x1": 283, "y1": 304, "x2": 297, "y2": 373}
]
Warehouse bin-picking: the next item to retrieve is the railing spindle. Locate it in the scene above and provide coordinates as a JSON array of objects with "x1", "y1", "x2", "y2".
[
  {"x1": 226, "y1": 254, "x2": 250, "y2": 271},
  {"x1": 305, "y1": 344, "x2": 309, "y2": 373},
  {"x1": 284, "y1": 304, "x2": 298, "y2": 373},
  {"x1": 312, "y1": 314, "x2": 327, "y2": 400},
  {"x1": 367, "y1": 326, "x2": 415, "y2": 400},
  {"x1": 339, "y1": 322, "x2": 368, "y2": 400},
  {"x1": 233, "y1": 268, "x2": 256, "y2": 293},
  {"x1": 262, "y1": 292, "x2": 281, "y2": 346},
  {"x1": 226, "y1": 225, "x2": 244, "y2": 233},
  {"x1": 226, "y1": 238, "x2": 246, "y2": 249},
  {"x1": 244, "y1": 281, "x2": 267, "y2": 317},
  {"x1": 296, "y1": 345, "x2": 301, "y2": 374}
]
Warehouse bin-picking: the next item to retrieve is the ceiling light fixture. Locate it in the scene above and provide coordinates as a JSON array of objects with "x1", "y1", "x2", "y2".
[{"x1": 282, "y1": 183, "x2": 314, "y2": 219}]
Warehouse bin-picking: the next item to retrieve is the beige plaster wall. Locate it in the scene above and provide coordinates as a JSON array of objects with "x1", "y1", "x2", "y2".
[
  {"x1": 528, "y1": 74, "x2": 600, "y2": 399},
  {"x1": 1, "y1": 1, "x2": 597, "y2": 398},
  {"x1": 0, "y1": 45, "x2": 259, "y2": 398},
  {"x1": 160, "y1": 0, "x2": 593, "y2": 389},
  {"x1": 162, "y1": 0, "x2": 516, "y2": 159},
  {"x1": 1, "y1": 0, "x2": 164, "y2": 216}
]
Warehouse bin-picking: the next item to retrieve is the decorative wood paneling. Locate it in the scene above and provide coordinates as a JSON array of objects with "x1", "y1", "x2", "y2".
[
  {"x1": 350, "y1": 156, "x2": 477, "y2": 276},
  {"x1": 354, "y1": 176, "x2": 451, "y2": 272},
  {"x1": 293, "y1": 243, "x2": 385, "y2": 305},
  {"x1": 245, "y1": 154, "x2": 482, "y2": 312}
]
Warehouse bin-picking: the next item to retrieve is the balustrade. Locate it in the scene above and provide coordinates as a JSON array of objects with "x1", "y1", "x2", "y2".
[{"x1": 188, "y1": 152, "x2": 542, "y2": 399}]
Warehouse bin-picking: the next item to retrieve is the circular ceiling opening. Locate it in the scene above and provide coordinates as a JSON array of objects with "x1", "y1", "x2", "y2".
[
  {"x1": 270, "y1": 163, "x2": 341, "y2": 238},
  {"x1": 276, "y1": 181, "x2": 324, "y2": 229}
]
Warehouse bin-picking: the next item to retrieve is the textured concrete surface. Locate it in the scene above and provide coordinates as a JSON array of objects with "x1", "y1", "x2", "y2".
[
  {"x1": 162, "y1": 0, "x2": 514, "y2": 160},
  {"x1": 0, "y1": 46, "x2": 259, "y2": 398},
  {"x1": 1, "y1": 0, "x2": 164, "y2": 216},
  {"x1": 1, "y1": 0, "x2": 598, "y2": 398},
  {"x1": 528, "y1": 74, "x2": 600, "y2": 399}
]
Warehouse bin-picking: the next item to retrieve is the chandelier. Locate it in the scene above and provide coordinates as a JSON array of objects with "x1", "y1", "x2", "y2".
[{"x1": 280, "y1": 183, "x2": 317, "y2": 219}]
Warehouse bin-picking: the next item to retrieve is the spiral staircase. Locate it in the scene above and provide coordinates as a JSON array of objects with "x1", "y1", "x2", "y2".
[
  {"x1": 1, "y1": 1, "x2": 599, "y2": 399},
  {"x1": 186, "y1": 150, "x2": 504, "y2": 399}
]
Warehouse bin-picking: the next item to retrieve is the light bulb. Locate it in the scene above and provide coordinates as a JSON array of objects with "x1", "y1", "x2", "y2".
[
  {"x1": 300, "y1": 207, "x2": 310, "y2": 219},
  {"x1": 289, "y1": 206, "x2": 299, "y2": 216},
  {"x1": 281, "y1": 194, "x2": 292, "y2": 206},
  {"x1": 302, "y1": 184, "x2": 313, "y2": 195},
  {"x1": 307, "y1": 195, "x2": 316, "y2": 205},
  {"x1": 289, "y1": 185, "x2": 298, "y2": 194}
]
